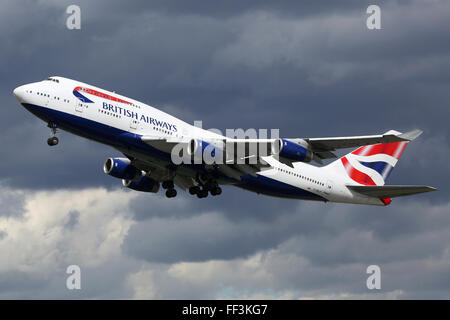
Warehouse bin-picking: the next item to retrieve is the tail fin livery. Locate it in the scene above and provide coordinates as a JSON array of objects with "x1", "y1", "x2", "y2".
[{"x1": 328, "y1": 130, "x2": 422, "y2": 186}]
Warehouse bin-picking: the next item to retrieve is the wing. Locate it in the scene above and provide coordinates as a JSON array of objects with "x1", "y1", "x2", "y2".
[
  {"x1": 347, "y1": 185, "x2": 437, "y2": 198},
  {"x1": 138, "y1": 129, "x2": 422, "y2": 182},
  {"x1": 292, "y1": 129, "x2": 423, "y2": 161}
]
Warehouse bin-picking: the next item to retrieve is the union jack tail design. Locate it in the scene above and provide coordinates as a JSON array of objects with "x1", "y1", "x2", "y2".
[{"x1": 331, "y1": 130, "x2": 412, "y2": 186}]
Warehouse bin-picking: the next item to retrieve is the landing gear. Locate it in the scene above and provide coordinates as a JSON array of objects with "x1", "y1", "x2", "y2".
[
  {"x1": 165, "y1": 188, "x2": 177, "y2": 198},
  {"x1": 190, "y1": 176, "x2": 222, "y2": 199},
  {"x1": 188, "y1": 185, "x2": 207, "y2": 198},
  {"x1": 196, "y1": 189, "x2": 208, "y2": 198},
  {"x1": 162, "y1": 180, "x2": 177, "y2": 198},
  {"x1": 162, "y1": 180, "x2": 174, "y2": 190},
  {"x1": 47, "y1": 136, "x2": 59, "y2": 146},
  {"x1": 204, "y1": 180, "x2": 221, "y2": 196},
  {"x1": 189, "y1": 186, "x2": 200, "y2": 195},
  {"x1": 210, "y1": 186, "x2": 222, "y2": 196},
  {"x1": 47, "y1": 122, "x2": 58, "y2": 146}
]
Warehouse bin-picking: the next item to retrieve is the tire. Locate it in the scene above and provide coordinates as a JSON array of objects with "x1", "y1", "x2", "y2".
[
  {"x1": 211, "y1": 187, "x2": 222, "y2": 196},
  {"x1": 197, "y1": 190, "x2": 208, "y2": 198},
  {"x1": 189, "y1": 186, "x2": 199, "y2": 195},
  {"x1": 47, "y1": 137, "x2": 58, "y2": 146},
  {"x1": 165, "y1": 188, "x2": 177, "y2": 198}
]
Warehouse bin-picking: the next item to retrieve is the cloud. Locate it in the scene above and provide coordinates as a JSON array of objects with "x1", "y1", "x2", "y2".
[
  {"x1": 0, "y1": 186, "x2": 136, "y2": 273},
  {"x1": 1, "y1": 0, "x2": 450, "y2": 299},
  {"x1": 1, "y1": 182, "x2": 449, "y2": 299}
]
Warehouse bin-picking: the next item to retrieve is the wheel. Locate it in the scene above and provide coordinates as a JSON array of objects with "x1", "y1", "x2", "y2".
[
  {"x1": 165, "y1": 188, "x2": 177, "y2": 198},
  {"x1": 47, "y1": 136, "x2": 59, "y2": 146},
  {"x1": 162, "y1": 180, "x2": 174, "y2": 189},
  {"x1": 197, "y1": 190, "x2": 208, "y2": 198},
  {"x1": 211, "y1": 187, "x2": 222, "y2": 196},
  {"x1": 189, "y1": 186, "x2": 200, "y2": 195}
]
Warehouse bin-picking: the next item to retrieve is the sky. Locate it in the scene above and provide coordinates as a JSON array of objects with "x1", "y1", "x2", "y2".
[{"x1": 0, "y1": 0, "x2": 449, "y2": 299}]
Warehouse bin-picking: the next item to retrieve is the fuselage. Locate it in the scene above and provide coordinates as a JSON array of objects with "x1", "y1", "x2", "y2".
[{"x1": 13, "y1": 76, "x2": 385, "y2": 206}]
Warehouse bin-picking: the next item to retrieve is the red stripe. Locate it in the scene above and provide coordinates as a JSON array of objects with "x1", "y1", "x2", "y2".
[
  {"x1": 73, "y1": 86, "x2": 132, "y2": 105},
  {"x1": 341, "y1": 157, "x2": 376, "y2": 186},
  {"x1": 352, "y1": 142, "x2": 408, "y2": 159}
]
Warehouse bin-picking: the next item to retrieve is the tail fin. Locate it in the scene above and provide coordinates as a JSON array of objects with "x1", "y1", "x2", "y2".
[{"x1": 327, "y1": 129, "x2": 422, "y2": 186}]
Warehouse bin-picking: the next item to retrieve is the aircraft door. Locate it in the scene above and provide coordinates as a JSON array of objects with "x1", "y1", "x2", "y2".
[
  {"x1": 324, "y1": 179, "x2": 333, "y2": 195},
  {"x1": 44, "y1": 95, "x2": 50, "y2": 107},
  {"x1": 130, "y1": 118, "x2": 139, "y2": 130},
  {"x1": 75, "y1": 101, "x2": 83, "y2": 113}
]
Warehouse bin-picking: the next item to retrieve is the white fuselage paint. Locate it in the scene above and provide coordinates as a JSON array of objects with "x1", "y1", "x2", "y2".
[{"x1": 13, "y1": 76, "x2": 384, "y2": 206}]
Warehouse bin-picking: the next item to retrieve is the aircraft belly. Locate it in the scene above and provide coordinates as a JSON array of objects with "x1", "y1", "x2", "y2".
[{"x1": 237, "y1": 174, "x2": 327, "y2": 201}]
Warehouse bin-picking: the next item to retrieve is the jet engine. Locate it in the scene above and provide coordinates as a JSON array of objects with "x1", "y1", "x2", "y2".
[
  {"x1": 103, "y1": 158, "x2": 141, "y2": 180},
  {"x1": 271, "y1": 139, "x2": 313, "y2": 162},
  {"x1": 186, "y1": 139, "x2": 224, "y2": 163},
  {"x1": 122, "y1": 176, "x2": 160, "y2": 193}
]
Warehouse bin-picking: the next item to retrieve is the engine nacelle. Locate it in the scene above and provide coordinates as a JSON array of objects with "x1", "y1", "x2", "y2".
[
  {"x1": 272, "y1": 139, "x2": 313, "y2": 162},
  {"x1": 187, "y1": 139, "x2": 224, "y2": 162},
  {"x1": 103, "y1": 158, "x2": 141, "y2": 180},
  {"x1": 122, "y1": 176, "x2": 160, "y2": 193}
]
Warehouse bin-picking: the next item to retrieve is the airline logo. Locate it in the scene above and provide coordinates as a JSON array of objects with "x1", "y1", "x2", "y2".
[
  {"x1": 341, "y1": 141, "x2": 408, "y2": 186},
  {"x1": 73, "y1": 86, "x2": 132, "y2": 105},
  {"x1": 72, "y1": 86, "x2": 178, "y2": 132}
]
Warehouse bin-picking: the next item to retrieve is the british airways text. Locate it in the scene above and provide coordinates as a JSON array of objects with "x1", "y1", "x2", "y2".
[{"x1": 102, "y1": 102, "x2": 177, "y2": 132}]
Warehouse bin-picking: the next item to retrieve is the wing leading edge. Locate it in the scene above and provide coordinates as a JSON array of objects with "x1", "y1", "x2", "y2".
[{"x1": 297, "y1": 129, "x2": 423, "y2": 160}]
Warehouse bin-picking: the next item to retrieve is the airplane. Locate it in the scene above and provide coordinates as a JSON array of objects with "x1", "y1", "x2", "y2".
[{"x1": 13, "y1": 76, "x2": 436, "y2": 206}]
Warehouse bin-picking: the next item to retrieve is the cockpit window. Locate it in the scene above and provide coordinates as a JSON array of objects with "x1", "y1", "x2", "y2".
[{"x1": 45, "y1": 77, "x2": 60, "y2": 83}]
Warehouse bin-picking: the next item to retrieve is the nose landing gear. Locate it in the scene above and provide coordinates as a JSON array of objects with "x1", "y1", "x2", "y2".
[{"x1": 47, "y1": 122, "x2": 59, "y2": 146}]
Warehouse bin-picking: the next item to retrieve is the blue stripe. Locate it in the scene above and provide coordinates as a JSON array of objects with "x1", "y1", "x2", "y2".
[
  {"x1": 73, "y1": 90, "x2": 94, "y2": 103},
  {"x1": 359, "y1": 161, "x2": 389, "y2": 176},
  {"x1": 238, "y1": 174, "x2": 326, "y2": 201}
]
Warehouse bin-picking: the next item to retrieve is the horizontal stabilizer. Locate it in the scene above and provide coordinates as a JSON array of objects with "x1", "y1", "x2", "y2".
[{"x1": 347, "y1": 185, "x2": 437, "y2": 198}]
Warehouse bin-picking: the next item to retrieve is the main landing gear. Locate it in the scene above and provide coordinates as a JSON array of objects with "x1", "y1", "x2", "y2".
[
  {"x1": 162, "y1": 180, "x2": 177, "y2": 198},
  {"x1": 47, "y1": 122, "x2": 59, "y2": 146},
  {"x1": 188, "y1": 179, "x2": 222, "y2": 199},
  {"x1": 161, "y1": 177, "x2": 222, "y2": 199}
]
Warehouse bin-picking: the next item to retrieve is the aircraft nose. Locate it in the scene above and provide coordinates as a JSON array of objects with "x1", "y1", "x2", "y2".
[{"x1": 13, "y1": 85, "x2": 25, "y2": 102}]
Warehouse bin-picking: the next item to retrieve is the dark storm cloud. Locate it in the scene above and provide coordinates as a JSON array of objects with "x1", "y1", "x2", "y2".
[
  {"x1": 129, "y1": 185, "x2": 300, "y2": 222},
  {"x1": 123, "y1": 211, "x2": 296, "y2": 263},
  {"x1": 86, "y1": 0, "x2": 414, "y2": 20},
  {"x1": 121, "y1": 198, "x2": 450, "y2": 298},
  {"x1": 123, "y1": 196, "x2": 450, "y2": 264},
  {"x1": 1, "y1": 0, "x2": 450, "y2": 299},
  {"x1": 1, "y1": 0, "x2": 449, "y2": 194},
  {"x1": 0, "y1": 271, "x2": 47, "y2": 297},
  {"x1": 0, "y1": 258, "x2": 139, "y2": 299}
]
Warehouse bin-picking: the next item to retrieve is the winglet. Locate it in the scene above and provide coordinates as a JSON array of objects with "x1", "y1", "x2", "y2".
[{"x1": 398, "y1": 129, "x2": 423, "y2": 141}]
